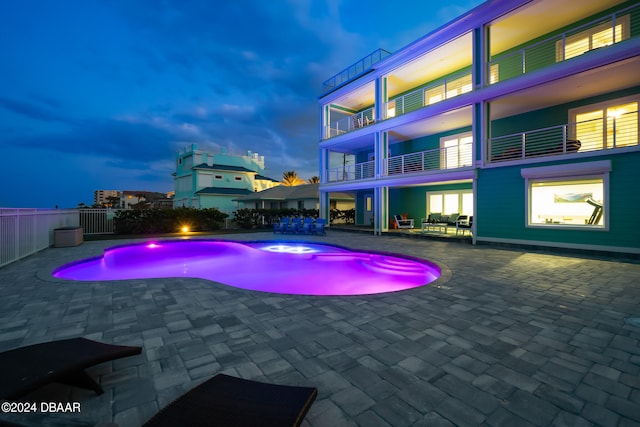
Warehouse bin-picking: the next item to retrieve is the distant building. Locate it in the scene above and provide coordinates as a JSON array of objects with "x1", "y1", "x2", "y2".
[
  {"x1": 94, "y1": 190, "x2": 120, "y2": 206},
  {"x1": 173, "y1": 144, "x2": 280, "y2": 212},
  {"x1": 234, "y1": 183, "x2": 354, "y2": 211},
  {"x1": 120, "y1": 190, "x2": 169, "y2": 209}
]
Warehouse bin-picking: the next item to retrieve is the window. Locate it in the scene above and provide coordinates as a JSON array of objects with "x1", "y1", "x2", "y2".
[
  {"x1": 214, "y1": 175, "x2": 223, "y2": 180},
  {"x1": 522, "y1": 160, "x2": 610, "y2": 229},
  {"x1": 427, "y1": 191, "x2": 473, "y2": 216},
  {"x1": 489, "y1": 64, "x2": 499, "y2": 85},
  {"x1": 571, "y1": 96, "x2": 638, "y2": 151},
  {"x1": 529, "y1": 178, "x2": 604, "y2": 227},
  {"x1": 234, "y1": 176, "x2": 242, "y2": 181},
  {"x1": 441, "y1": 133, "x2": 473, "y2": 169},
  {"x1": 556, "y1": 15, "x2": 629, "y2": 61}
]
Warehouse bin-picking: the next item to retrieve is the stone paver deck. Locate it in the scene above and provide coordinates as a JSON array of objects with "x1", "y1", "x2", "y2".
[{"x1": 0, "y1": 231, "x2": 639, "y2": 426}]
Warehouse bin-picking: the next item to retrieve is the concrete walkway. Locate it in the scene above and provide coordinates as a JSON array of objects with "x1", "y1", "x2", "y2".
[{"x1": 0, "y1": 231, "x2": 639, "y2": 426}]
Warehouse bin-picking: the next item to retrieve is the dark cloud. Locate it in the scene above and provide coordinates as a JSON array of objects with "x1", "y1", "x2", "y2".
[{"x1": 0, "y1": 96, "x2": 71, "y2": 123}]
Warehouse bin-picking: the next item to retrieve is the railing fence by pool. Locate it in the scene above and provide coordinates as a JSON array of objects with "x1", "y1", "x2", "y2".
[{"x1": 0, "y1": 208, "x2": 78, "y2": 268}]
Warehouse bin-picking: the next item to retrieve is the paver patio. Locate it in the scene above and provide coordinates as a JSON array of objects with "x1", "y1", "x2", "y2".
[{"x1": 0, "y1": 231, "x2": 639, "y2": 426}]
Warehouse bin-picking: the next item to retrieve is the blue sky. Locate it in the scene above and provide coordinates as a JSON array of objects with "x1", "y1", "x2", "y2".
[{"x1": 0, "y1": 0, "x2": 484, "y2": 208}]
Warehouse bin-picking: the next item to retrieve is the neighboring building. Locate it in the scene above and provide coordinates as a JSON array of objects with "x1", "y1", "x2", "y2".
[
  {"x1": 94, "y1": 190, "x2": 120, "y2": 206},
  {"x1": 173, "y1": 144, "x2": 280, "y2": 212},
  {"x1": 120, "y1": 191, "x2": 169, "y2": 209},
  {"x1": 318, "y1": 0, "x2": 640, "y2": 255},
  {"x1": 234, "y1": 183, "x2": 354, "y2": 211}
]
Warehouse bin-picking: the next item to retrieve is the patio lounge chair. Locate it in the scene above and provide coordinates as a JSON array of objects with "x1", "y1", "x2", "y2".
[
  {"x1": 394, "y1": 214, "x2": 414, "y2": 229},
  {"x1": 285, "y1": 217, "x2": 302, "y2": 234},
  {"x1": 273, "y1": 217, "x2": 291, "y2": 234},
  {"x1": 143, "y1": 373, "x2": 317, "y2": 427},
  {"x1": 310, "y1": 218, "x2": 326, "y2": 235},
  {"x1": 299, "y1": 217, "x2": 314, "y2": 234},
  {"x1": 0, "y1": 338, "x2": 142, "y2": 400}
]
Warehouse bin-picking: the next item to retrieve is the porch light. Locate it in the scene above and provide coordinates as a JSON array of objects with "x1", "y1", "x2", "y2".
[{"x1": 181, "y1": 226, "x2": 190, "y2": 233}]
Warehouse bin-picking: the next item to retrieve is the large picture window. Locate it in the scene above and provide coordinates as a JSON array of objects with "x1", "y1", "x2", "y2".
[
  {"x1": 523, "y1": 161, "x2": 610, "y2": 229},
  {"x1": 529, "y1": 178, "x2": 604, "y2": 227}
]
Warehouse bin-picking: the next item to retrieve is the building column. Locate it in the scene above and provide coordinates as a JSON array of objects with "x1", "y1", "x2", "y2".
[{"x1": 373, "y1": 186, "x2": 388, "y2": 235}]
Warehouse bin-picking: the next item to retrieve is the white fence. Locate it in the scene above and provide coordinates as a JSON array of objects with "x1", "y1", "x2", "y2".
[
  {"x1": 79, "y1": 209, "x2": 124, "y2": 234},
  {"x1": 0, "y1": 208, "x2": 78, "y2": 268}
]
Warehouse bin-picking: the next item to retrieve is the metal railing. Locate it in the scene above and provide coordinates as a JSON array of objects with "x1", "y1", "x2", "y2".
[
  {"x1": 326, "y1": 143, "x2": 473, "y2": 182},
  {"x1": 488, "y1": 3, "x2": 639, "y2": 84},
  {"x1": 0, "y1": 208, "x2": 78, "y2": 268},
  {"x1": 489, "y1": 111, "x2": 638, "y2": 162},
  {"x1": 327, "y1": 161, "x2": 375, "y2": 182},
  {"x1": 325, "y1": 107, "x2": 375, "y2": 139},
  {"x1": 385, "y1": 70, "x2": 473, "y2": 118},
  {"x1": 321, "y1": 49, "x2": 391, "y2": 94},
  {"x1": 387, "y1": 143, "x2": 473, "y2": 175}
]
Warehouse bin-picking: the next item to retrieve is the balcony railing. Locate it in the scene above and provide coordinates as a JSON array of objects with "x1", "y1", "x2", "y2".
[
  {"x1": 325, "y1": 107, "x2": 375, "y2": 139},
  {"x1": 321, "y1": 49, "x2": 392, "y2": 95},
  {"x1": 326, "y1": 143, "x2": 473, "y2": 182},
  {"x1": 488, "y1": 3, "x2": 639, "y2": 84},
  {"x1": 387, "y1": 143, "x2": 473, "y2": 175},
  {"x1": 327, "y1": 161, "x2": 375, "y2": 182},
  {"x1": 489, "y1": 111, "x2": 638, "y2": 162},
  {"x1": 385, "y1": 70, "x2": 473, "y2": 118}
]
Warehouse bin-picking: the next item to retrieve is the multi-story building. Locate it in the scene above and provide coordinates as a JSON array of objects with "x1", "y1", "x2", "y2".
[
  {"x1": 318, "y1": 0, "x2": 640, "y2": 255},
  {"x1": 173, "y1": 144, "x2": 280, "y2": 212},
  {"x1": 94, "y1": 190, "x2": 120, "y2": 206}
]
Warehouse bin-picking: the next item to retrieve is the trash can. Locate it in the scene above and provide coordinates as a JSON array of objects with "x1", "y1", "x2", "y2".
[{"x1": 54, "y1": 227, "x2": 83, "y2": 247}]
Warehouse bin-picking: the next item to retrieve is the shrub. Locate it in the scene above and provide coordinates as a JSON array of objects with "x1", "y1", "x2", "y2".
[{"x1": 114, "y1": 208, "x2": 228, "y2": 234}]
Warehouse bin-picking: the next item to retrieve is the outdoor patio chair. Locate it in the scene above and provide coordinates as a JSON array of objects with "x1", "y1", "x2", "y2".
[
  {"x1": 424, "y1": 213, "x2": 442, "y2": 224},
  {"x1": 394, "y1": 214, "x2": 414, "y2": 229},
  {"x1": 445, "y1": 213, "x2": 460, "y2": 225},
  {"x1": 273, "y1": 217, "x2": 290, "y2": 234},
  {"x1": 285, "y1": 217, "x2": 302, "y2": 234},
  {"x1": 299, "y1": 217, "x2": 314, "y2": 234},
  {"x1": 143, "y1": 373, "x2": 317, "y2": 427},
  {"x1": 0, "y1": 338, "x2": 142, "y2": 400},
  {"x1": 456, "y1": 215, "x2": 473, "y2": 236},
  {"x1": 310, "y1": 218, "x2": 326, "y2": 235}
]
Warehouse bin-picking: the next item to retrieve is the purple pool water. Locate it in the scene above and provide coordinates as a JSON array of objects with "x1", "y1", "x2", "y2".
[{"x1": 52, "y1": 240, "x2": 440, "y2": 296}]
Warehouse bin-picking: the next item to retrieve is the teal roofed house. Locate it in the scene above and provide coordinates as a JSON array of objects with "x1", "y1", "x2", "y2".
[
  {"x1": 318, "y1": 0, "x2": 640, "y2": 255},
  {"x1": 173, "y1": 144, "x2": 280, "y2": 213}
]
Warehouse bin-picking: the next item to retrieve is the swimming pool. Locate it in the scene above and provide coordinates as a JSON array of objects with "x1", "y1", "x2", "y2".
[{"x1": 52, "y1": 240, "x2": 440, "y2": 296}]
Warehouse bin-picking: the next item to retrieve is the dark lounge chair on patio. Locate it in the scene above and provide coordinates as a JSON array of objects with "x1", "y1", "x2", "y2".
[
  {"x1": 143, "y1": 373, "x2": 317, "y2": 427},
  {"x1": 0, "y1": 338, "x2": 142, "y2": 400}
]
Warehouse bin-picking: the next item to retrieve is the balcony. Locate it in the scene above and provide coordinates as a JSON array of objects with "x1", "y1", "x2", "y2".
[
  {"x1": 327, "y1": 161, "x2": 375, "y2": 182},
  {"x1": 321, "y1": 49, "x2": 391, "y2": 95},
  {"x1": 325, "y1": 107, "x2": 376, "y2": 139},
  {"x1": 385, "y1": 71, "x2": 473, "y2": 119},
  {"x1": 489, "y1": 110, "x2": 638, "y2": 162},
  {"x1": 326, "y1": 143, "x2": 473, "y2": 183},
  {"x1": 488, "y1": 3, "x2": 639, "y2": 85}
]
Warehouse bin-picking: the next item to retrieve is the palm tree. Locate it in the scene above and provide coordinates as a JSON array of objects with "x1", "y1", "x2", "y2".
[
  {"x1": 307, "y1": 176, "x2": 320, "y2": 184},
  {"x1": 282, "y1": 171, "x2": 305, "y2": 186}
]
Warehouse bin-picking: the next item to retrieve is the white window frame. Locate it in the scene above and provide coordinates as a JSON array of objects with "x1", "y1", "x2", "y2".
[
  {"x1": 522, "y1": 160, "x2": 610, "y2": 230},
  {"x1": 440, "y1": 132, "x2": 473, "y2": 169},
  {"x1": 426, "y1": 190, "x2": 473, "y2": 217},
  {"x1": 569, "y1": 94, "x2": 639, "y2": 150}
]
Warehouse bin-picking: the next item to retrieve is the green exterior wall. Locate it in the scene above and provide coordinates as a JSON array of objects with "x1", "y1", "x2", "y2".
[{"x1": 477, "y1": 151, "x2": 640, "y2": 250}]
